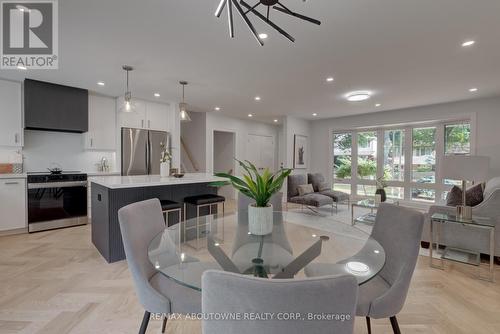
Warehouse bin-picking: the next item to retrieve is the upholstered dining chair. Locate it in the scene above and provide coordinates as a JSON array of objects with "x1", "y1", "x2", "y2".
[
  {"x1": 202, "y1": 270, "x2": 359, "y2": 334},
  {"x1": 118, "y1": 198, "x2": 201, "y2": 334},
  {"x1": 356, "y1": 203, "x2": 424, "y2": 334}
]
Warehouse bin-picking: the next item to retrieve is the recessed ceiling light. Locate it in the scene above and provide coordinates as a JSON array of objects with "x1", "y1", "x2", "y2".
[
  {"x1": 154, "y1": 93, "x2": 160, "y2": 97},
  {"x1": 469, "y1": 88, "x2": 478, "y2": 92},
  {"x1": 375, "y1": 103, "x2": 381, "y2": 107},
  {"x1": 254, "y1": 96, "x2": 261, "y2": 101},
  {"x1": 17, "y1": 65, "x2": 27, "y2": 70},
  {"x1": 273, "y1": 119, "x2": 278, "y2": 123},
  {"x1": 462, "y1": 40, "x2": 475, "y2": 47},
  {"x1": 97, "y1": 81, "x2": 105, "y2": 86},
  {"x1": 248, "y1": 114, "x2": 253, "y2": 117},
  {"x1": 258, "y1": 33, "x2": 268, "y2": 39},
  {"x1": 214, "y1": 107, "x2": 221, "y2": 111},
  {"x1": 326, "y1": 77, "x2": 334, "y2": 82},
  {"x1": 346, "y1": 91, "x2": 372, "y2": 102},
  {"x1": 312, "y1": 113, "x2": 318, "y2": 116}
]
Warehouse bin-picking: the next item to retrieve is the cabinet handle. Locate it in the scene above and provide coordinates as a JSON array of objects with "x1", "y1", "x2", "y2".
[
  {"x1": 4, "y1": 182, "x2": 19, "y2": 185},
  {"x1": 148, "y1": 120, "x2": 151, "y2": 128},
  {"x1": 90, "y1": 138, "x2": 93, "y2": 147},
  {"x1": 14, "y1": 133, "x2": 18, "y2": 144}
]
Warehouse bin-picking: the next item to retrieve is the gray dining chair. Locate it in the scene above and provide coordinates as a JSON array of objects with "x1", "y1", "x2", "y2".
[
  {"x1": 202, "y1": 270, "x2": 358, "y2": 334},
  {"x1": 357, "y1": 203, "x2": 424, "y2": 334},
  {"x1": 118, "y1": 198, "x2": 201, "y2": 334}
]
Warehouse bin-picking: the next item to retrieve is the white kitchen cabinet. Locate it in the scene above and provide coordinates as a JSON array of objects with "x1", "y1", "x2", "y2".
[
  {"x1": 85, "y1": 95, "x2": 116, "y2": 150},
  {"x1": 0, "y1": 178, "x2": 26, "y2": 231},
  {"x1": 0, "y1": 80, "x2": 23, "y2": 147},
  {"x1": 145, "y1": 101, "x2": 169, "y2": 131},
  {"x1": 117, "y1": 97, "x2": 147, "y2": 129}
]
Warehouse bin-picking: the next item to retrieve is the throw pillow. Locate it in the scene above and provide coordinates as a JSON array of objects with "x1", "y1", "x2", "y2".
[
  {"x1": 446, "y1": 183, "x2": 485, "y2": 207},
  {"x1": 297, "y1": 184, "x2": 314, "y2": 196}
]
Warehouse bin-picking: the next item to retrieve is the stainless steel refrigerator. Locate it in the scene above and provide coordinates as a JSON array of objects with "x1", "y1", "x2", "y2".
[{"x1": 121, "y1": 128, "x2": 170, "y2": 176}]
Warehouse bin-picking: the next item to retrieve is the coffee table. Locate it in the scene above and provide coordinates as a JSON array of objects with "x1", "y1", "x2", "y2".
[{"x1": 351, "y1": 199, "x2": 399, "y2": 225}]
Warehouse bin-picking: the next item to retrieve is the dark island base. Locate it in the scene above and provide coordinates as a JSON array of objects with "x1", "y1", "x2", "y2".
[{"x1": 91, "y1": 182, "x2": 218, "y2": 263}]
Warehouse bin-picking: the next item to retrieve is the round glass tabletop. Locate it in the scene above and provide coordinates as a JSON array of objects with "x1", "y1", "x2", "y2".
[{"x1": 148, "y1": 211, "x2": 385, "y2": 291}]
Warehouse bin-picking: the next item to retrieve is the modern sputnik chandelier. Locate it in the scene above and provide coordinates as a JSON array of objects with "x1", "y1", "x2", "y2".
[{"x1": 215, "y1": 0, "x2": 321, "y2": 45}]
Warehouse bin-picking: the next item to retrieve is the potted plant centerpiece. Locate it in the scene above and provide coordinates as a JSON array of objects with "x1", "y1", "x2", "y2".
[
  {"x1": 211, "y1": 160, "x2": 292, "y2": 235},
  {"x1": 160, "y1": 142, "x2": 172, "y2": 177},
  {"x1": 375, "y1": 176, "x2": 387, "y2": 203}
]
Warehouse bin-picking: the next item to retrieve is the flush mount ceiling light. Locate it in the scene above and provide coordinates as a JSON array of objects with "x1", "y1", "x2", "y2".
[
  {"x1": 469, "y1": 87, "x2": 478, "y2": 92},
  {"x1": 97, "y1": 81, "x2": 105, "y2": 86},
  {"x1": 312, "y1": 113, "x2": 318, "y2": 116},
  {"x1": 215, "y1": 0, "x2": 321, "y2": 46},
  {"x1": 273, "y1": 119, "x2": 278, "y2": 123},
  {"x1": 154, "y1": 93, "x2": 160, "y2": 97},
  {"x1": 248, "y1": 114, "x2": 253, "y2": 117},
  {"x1": 179, "y1": 81, "x2": 192, "y2": 122},
  {"x1": 17, "y1": 65, "x2": 27, "y2": 70},
  {"x1": 120, "y1": 65, "x2": 135, "y2": 112},
  {"x1": 346, "y1": 91, "x2": 372, "y2": 102},
  {"x1": 254, "y1": 96, "x2": 261, "y2": 101},
  {"x1": 214, "y1": 107, "x2": 221, "y2": 111},
  {"x1": 326, "y1": 77, "x2": 334, "y2": 82},
  {"x1": 258, "y1": 33, "x2": 268, "y2": 39},
  {"x1": 462, "y1": 40, "x2": 475, "y2": 47}
]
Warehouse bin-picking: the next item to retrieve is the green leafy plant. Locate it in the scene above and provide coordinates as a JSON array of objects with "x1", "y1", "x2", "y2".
[
  {"x1": 160, "y1": 142, "x2": 172, "y2": 163},
  {"x1": 376, "y1": 176, "x2": 387, "y2": 190},
  {"x1": 210, "y1": 159, "x2": 292, "y2": 207}
]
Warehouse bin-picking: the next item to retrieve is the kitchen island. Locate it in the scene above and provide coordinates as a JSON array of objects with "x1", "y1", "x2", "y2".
[{"x1": 91, "y1": 173, "x2": 222, "y2": 263}]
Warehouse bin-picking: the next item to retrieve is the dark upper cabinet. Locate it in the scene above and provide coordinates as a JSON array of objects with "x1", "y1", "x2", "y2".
[{"x1": 24, "y1": 79, "x2": 88, "y2": 133}]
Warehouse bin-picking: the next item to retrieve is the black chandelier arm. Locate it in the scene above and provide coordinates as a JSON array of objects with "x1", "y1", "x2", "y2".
[
  {"x1": 215, "y1": 0, "x2": 226, "y2": 17},
  {"x1": 243, "y1": 1, "x2": 260, "y2": 15},
  {"x1": 273, "y1": 2, "x2": 321, "y2": 25},
  {"x1": 227, "y1": 0, "x2": 234, "y2": 37},
  {"x1": 231, "y1": 0, "x2": 264, "y2": 46},
  {"x1": 240, "y1": 0, "x2": 295, "y2": 43}
]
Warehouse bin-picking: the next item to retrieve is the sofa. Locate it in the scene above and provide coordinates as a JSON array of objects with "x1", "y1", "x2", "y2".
[
  {"x1": 423, "y1": 176, "x2": 500, "y2": 256},
  {"x1": 286, "y1": 173, "x2": 350, "y2": 214}
]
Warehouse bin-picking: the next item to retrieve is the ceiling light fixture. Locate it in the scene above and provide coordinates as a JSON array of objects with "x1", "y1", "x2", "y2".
[
  {"x1": 154, "y1": 93, "x2": 160, "y2": 97},
  {"x1": 469, "y1": 88, "x2": 478, "y2": 92},
  {"x1": 179, "y1": 81, "x2": 192, "y2": 122},
  {"x1": 215, "y1": 0, "x2": 321, "y2": 45},
  {"x1": 121, "y1": 65, "x2": 135, "y2": 112},
  {"x1": 273, "y1": 119, "x2": 278, "y2": 123},
  {"x1": 258, "y1": 33, "x2": 268, "y2": 39},
  {"x1": 97, "y1": 81, "x2": 105, "y2": 86},
  {"x1": 462, "y1": 40, "x2": 475, "y2": 47},
  {"x1": 346, "y1": 91, "x2": 372, "y2": 102},
  {"x1": 326, "y1": 77, "x2": 334, "y2": 82},
  {"x1": 312, "y1": 113, "x2": 318, "y2": 116},
  {"x1": 375, "y1": 103, "x2": 381, "y2": 107},
  {"x1": 17, "y1": 65, "x2": 27, "y2": 70},
  {"x1": 248, "y1": 114, "x2": 253, "y2": 117},
  {"x1": 214, "y1": 107, "x2": 221, "y2": 111},
  {"x1": 254, "y1": 96, "x2": 261, "y2": 101}
]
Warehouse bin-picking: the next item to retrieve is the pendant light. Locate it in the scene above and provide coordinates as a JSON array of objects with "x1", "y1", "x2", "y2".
[
  {"x1": 179, "y1": 81, "x2": 192, "y2": 122},
  {"x1": 121, "y1": 65, "x2": 135, "y2": 112}
]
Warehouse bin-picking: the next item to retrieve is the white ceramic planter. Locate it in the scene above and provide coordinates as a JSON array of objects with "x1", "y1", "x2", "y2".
[
  {"x1": 160, "y1": 161, "x2": 170, "y2": 177},
  {"x1": 248, "y1": 204, "x2": 273, "y2": 235}
]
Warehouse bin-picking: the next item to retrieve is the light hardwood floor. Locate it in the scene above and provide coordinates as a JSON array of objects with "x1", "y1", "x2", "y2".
[{"x1": 1, "y1": 206, "x2": 499, "y2": 334}]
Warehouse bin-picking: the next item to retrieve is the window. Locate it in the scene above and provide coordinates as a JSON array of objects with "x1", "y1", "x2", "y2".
[
  {"x1": 384, "y1": 129, "x2": 405, "y2": 181},
  {"x1": 332, "y1": 120, "x2": 471, "y2": 203},
  {"x1": 412, "y1": 127, "x2": 436, "y2": 183},
  {"x1": 357, "y1": 132, "x2": 377, "y2": 180}
]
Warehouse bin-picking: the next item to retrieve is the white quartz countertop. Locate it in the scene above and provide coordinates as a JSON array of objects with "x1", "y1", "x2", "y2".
[
  {"x1": 90, "y1": 173, "x2": 224, "y2": 189},
  {"x1": 0, "y1": 173, "x2": 27, "y2": 179}
]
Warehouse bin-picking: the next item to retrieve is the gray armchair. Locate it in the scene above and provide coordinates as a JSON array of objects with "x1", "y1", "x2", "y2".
[
  {"x1": 308, "y1": 173, "x2": 350, "y2": 212},
  {"x1": 356, "y1": 204, "x2": 424, "y2": 334},
  {"x1": 202, "y1": 270, "x2": 358, "y2": 334},
  {"x1": 118, "y1": 199, "x2": 201, "y2": 334},
  {"x1": 287, "y1": 174, "x2": 334, "y2": 213},
  {"x1": 422, "y1": 176, "x2": 500, "y2": 256}
]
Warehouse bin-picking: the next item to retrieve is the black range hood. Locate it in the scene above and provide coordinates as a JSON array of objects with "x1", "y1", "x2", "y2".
[{"x1": 24, "y1": 79, "x2": 88, "y2": 133}]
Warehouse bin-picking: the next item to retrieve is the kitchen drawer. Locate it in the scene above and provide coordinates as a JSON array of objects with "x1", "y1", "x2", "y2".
[{"x1": 0, "y1": 178, "x2": 27, "y2": 231}]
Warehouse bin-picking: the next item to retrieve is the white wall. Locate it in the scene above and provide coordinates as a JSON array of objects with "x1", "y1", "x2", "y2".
[
  {"x1": 22, "y1": 130, "x2": 117, "y2": 173},
  {"x1": 283, "y1": 116, "x2": 311, "y2": 174},
  {"x1": 310, "y1": 96, "x2": 500, "y2": 184},
  {"x1": 205, "y1": 113, "x2": 280, "y2": 176},
  {"x1": 213, "y1": 130, "x2": 236, "y2": 199},
  {"x1": 181, "y1": 111, "x2": 207, "y2": 172}
]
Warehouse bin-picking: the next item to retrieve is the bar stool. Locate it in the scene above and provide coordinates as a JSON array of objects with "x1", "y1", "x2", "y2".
[
  {"x1": 183, "y1": 194, "x2": 225, "y2": 249},
  {"x1": 160, "y1": 199, "x2": 182, "y2": 227}
]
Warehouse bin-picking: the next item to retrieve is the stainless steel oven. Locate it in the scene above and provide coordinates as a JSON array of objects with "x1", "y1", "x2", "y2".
[{"x1": 27, "y1": 172, "x2": 88, "y2": 232}]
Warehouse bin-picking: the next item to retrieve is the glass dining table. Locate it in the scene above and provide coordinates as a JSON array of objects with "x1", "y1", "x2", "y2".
[{"x1": 148, "y1": 211, "x2": 385, "y2": 291}]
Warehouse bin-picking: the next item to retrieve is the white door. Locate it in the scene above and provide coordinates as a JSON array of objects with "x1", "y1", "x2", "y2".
[
  {"x1": 146, "y1": 102, "x2": 169, "y2": 131},
  {"x1": 85, "y1": 95, "x2": 116, "y2": 150},
  {"x1": 0, "y1": 80, "x2": 22, "y2": 147},
  {"x1": 0, "y1": 178, "x2": 26, "y2": 231},
  {"x1": 247, "y1": 134, "x2": 275, "y2": 171},
  {"x1": 117, "y1": 97, "x2": 146, "y2": 129}
]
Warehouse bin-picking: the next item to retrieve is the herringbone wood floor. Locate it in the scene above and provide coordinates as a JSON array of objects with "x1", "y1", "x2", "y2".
[{"x1": 1, "y1": 204, "x2": 499, "y2": 334}]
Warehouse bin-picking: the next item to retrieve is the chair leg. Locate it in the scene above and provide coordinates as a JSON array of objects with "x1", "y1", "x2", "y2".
[
  {"x1": 366, "y1": 317, "x2": 372, "y2": 334},
  {"x1": 162, "y1": 315, "x2": 168, "y2": 333},
  {"x1": 139, "y1": 311, "x2": 150, "y2": 334},
  {"x1": 390, "y1": 316, "x2": 401, "y2": 334}
]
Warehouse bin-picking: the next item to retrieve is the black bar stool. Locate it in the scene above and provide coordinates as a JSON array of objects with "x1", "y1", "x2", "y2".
[
  {"x1": 160, "y1": 199, "x2": 182, "y2": 227},
  {"x1": 183, "y1": 194, "x2": 225, "y2": 249}
]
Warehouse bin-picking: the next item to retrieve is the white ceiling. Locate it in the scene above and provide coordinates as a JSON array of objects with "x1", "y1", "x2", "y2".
[{"x1": 1, "y1": 0, "x2": 500, "y2": 122}]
